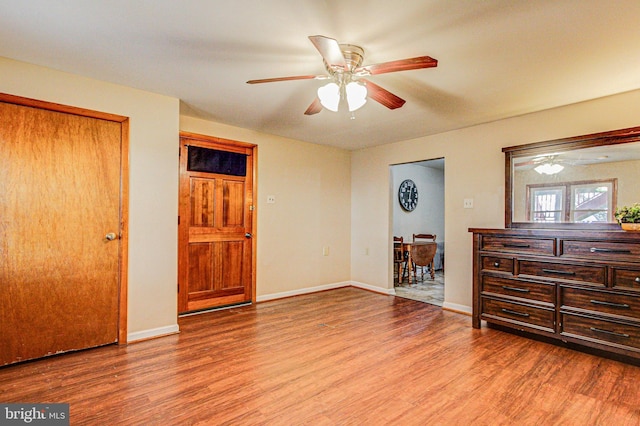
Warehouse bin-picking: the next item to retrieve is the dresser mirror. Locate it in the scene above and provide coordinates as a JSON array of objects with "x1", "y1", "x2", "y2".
[{"x1": 504, "y1": 126, "x2": 640, "y2": 229}]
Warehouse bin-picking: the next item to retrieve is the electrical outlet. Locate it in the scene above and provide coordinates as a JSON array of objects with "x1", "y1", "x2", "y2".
[
  {"x1": 464, "y1": 198, "x2": 474, "y2": 209},
  {"x1": 267, "y1": 195, "x2": 276, "y2": 204}
]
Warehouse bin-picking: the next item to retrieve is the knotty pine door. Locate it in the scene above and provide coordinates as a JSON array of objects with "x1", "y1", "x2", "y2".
[
  {"x1": 178, "y1": 133, "x2": 256, "y2": 314},
  {"x1": 0, "y1": 95, "x2": 128, "y2": 366}
]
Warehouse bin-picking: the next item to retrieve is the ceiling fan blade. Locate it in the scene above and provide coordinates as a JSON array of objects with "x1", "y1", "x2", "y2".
[
  {"x1": 246, "y1": 75, "x2": 321, "y2": 84},
  {"x1": 356, "y1": 56, "x2": 438, "y2": 76},
  {"x1": 309, "y1": 35, "x2": 346, "y2": 70},
  {"x1": 362, "y1": 79, "x2": 406, "y2": 110},
  {"x1": 304, "y1": 98, "x2": 323, "y2": 115}
]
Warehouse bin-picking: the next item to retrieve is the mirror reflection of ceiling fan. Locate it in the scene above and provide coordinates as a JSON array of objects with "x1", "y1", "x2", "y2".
[
  {"x1": 515, "y1": 154, "x2": 598, "y2": 175},
  {"x1": 246, "y1": 35, "x2": 438, "y2": 115}
]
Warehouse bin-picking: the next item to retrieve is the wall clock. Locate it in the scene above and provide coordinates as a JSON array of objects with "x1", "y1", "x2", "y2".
[{"x1": 398, "y1": 179, "x2": 418, "y2": 211}]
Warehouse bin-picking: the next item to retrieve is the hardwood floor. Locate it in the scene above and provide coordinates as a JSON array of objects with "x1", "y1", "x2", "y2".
[{"x1": 1, "y1": 287, "x2": 640, "y2": 425}]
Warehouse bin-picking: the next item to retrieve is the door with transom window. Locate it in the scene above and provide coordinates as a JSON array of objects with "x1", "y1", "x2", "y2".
[{"x1": 178, "y1": 132, "x2": 256, "y2": 313}]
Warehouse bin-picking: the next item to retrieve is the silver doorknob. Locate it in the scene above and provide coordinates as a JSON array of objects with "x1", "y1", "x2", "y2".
[
  {"x1": 245, "y1": 233, "x2": 252, "y2": 238},
  {"x1": 105, "y1": 232, "x2": 117, "y2": 241}
]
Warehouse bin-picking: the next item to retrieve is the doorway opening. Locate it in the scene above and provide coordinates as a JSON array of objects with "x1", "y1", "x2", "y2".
[{"x1": 391, "y1": 158, "x2": 445, "y2": 306}]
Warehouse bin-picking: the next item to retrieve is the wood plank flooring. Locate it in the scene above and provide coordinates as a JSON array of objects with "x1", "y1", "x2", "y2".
[{"x1": 1, "y1": 287, "x2": 640, "y2": 425}]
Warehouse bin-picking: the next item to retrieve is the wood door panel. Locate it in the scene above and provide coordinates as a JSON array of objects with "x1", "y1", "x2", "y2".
[
  {"x1": 220, "y1": 241, "x2": 245, "y2": 289},
  {"x1": 188, "y1": 243, "x2": 214, "y2": 292},
  {"x1": 190, "y1": 178, "x2": 216, "y2": 227},
  {"x1": 223, "y1": 180, "x2": 245, "y2": 227},
  {"x1": 186, "y1": 242, "x2": 247, "y2": 293},
  {"x1": 179, "y1": 134, "x2": 256, "y2": 313},
  {"x1": 0, "y1": 100, "x2": 123, "y2": 365}
]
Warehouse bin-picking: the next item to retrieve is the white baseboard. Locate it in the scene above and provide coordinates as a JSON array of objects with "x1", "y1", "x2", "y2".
[
  {"x1": 127, "y1": 324, "x2": 180, "y2": 342},
  {"x1": 257, "y1": 281, "x2": 351, "y2": 302},
  {"x1": 259, "y1": 281, "x2": 466, "y2": 312},
  {"x1": 442, "y1": 301, "x2": 472, "y2": 315},
  {"x1": 350, "y1": 281, "x2": 396, "y2": 296}
]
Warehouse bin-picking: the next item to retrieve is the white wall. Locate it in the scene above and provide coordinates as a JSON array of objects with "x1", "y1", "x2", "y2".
[
  {"x1": 0, "y1": 57, "x2": 180, "y2": 340},
  {"x1": 180, "y1": 116, "x2": 352, "y2": 299},
  {"x1": 351, "y1": 89, "x2": 640, "y2": 313}
]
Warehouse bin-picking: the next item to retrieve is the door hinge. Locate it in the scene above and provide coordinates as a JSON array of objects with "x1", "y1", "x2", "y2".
[
  {"x1": 177, "y1": 283, "x2": 179, "y2": 293},
  {"x1": 178, "y1": 216, "x2": 180, "y2": 225}
]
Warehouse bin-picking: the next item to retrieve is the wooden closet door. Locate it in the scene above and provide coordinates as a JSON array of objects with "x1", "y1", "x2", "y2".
[{"x1": 0, "y1": 99, "x2": 124, "y2": 365}]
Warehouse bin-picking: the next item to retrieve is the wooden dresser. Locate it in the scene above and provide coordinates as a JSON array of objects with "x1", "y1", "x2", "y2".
[{"x1": 470, "y1": 228, "x2": 640, "y2": 361}]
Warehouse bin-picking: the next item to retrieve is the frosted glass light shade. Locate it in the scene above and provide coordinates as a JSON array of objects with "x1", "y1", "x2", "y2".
[
  {"x1": 534, "y1": 163, "x2": 564, "y2": 175},
  {"x1": 317, "y1": 82, "x2": 340, "y2": 112},
  {"x1": 346, "y1": 82, "x2": 367, "y2": 112}
]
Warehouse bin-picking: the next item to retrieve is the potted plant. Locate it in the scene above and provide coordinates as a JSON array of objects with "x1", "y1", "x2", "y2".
[{"x1": 615, "y1": 203, "x2": 640, "y2": 231}]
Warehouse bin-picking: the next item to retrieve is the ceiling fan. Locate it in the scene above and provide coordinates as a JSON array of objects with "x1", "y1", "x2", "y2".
[
  {"x1": 515, "y1": 154, "x2": 593, "y2": 175},
  {"x1": 246, "y1": 35, "x2": 438, "y2": 115}
]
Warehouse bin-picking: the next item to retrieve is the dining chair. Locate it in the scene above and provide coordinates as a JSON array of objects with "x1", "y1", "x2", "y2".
[
  {"x1": 412, "y1": 233, "x2": 436, "y2": 280},
  {"x1": 393, "y1": 236, "x2": 405, "y2": 284}
]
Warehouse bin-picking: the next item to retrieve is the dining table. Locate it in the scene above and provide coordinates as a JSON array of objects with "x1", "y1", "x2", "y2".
[{"x1": 402, "y1": 241, "x2": 437, "y2": 284}]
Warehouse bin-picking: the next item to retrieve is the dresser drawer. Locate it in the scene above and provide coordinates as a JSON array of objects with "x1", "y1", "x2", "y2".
[
  {"x1": 480, "y1": 236, "x2": 555, "y2": 256},
  {"x1": 612, "y1": 268, "x2": 640, "y2": 292},
  {"x1": 560, "y1": 286, "x2": 640, "y2": 322},
  {"x1": 518, "y1": 259, "x2": 605, "y2": 286},
  {"x1": 481, "y1": 275, "x2": 554, "y2": 305},
  {"x1": 561, "y1": 313, "x2": 640, "y2": 352},
  {"x1": 481, "y1": 256, "x2": 514, "y2": 274},
  {"x1": 560, "y1": 239, "x2": 640, "y2": 262},
  {"x1": 481, "y1": 297, "x2": 555, "y2": 332}
]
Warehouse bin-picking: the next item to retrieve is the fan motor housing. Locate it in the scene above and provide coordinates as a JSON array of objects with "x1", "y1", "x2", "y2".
[{"x1": 338, "y1": 44, "x2": 365, "y2": 72}]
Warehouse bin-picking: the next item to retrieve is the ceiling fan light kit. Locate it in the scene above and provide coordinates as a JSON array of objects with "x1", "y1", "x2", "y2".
[
  {"x1": 247, "y1": 35, "x2": 437, "y2": 115},
  {"x1": 317, "y1": 80, "x2": 368, "y2": 112}
]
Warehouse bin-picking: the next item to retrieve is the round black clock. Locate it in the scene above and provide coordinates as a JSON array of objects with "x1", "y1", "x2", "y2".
[{"x1": 398, "y1": 179, "x2": 418, "y2": 211}]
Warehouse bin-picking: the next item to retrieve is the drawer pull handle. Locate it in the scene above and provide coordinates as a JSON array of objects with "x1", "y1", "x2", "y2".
[
  {"x1": 503, "y1": 243, "x2": 530, "y2": 248},
  {"x1": 589, "y1": 327, "x2": 630, "y2": 339},
  {"x1": 501, "y1": 308, "x2": 530, "y2": 317},
  {"x1": 501, "y1": 286, "x2": 530, "y2": 293},
  {"x1": 589, "y1": 299, "x2": 630, "y2": 309},
  {"x1": 589, "y1": 247, "x2": 632, "y2": 254},
  {"x1": 635, "y1": 277, "x2": 640, "y2": 283},
  {"x1": 542, "y1": 269, "x2": 576, "y2": 276},
  {"x1": 493, "y1": 261, "x2": 500, "y2": 267}
]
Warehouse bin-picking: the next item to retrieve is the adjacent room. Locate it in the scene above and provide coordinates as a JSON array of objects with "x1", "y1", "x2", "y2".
[{"x1": 2, "y1": 1, "x2": 640, "y2": 424}]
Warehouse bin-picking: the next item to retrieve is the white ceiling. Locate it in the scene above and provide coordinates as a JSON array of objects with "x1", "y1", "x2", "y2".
[{"x1": 1, "y1": 1, "x2": 640, "y2": 150}]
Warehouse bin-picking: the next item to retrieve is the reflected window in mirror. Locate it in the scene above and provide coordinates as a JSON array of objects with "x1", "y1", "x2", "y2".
[{"x1": 525, "y1": 179, "x2": 616, "y2": 223}]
